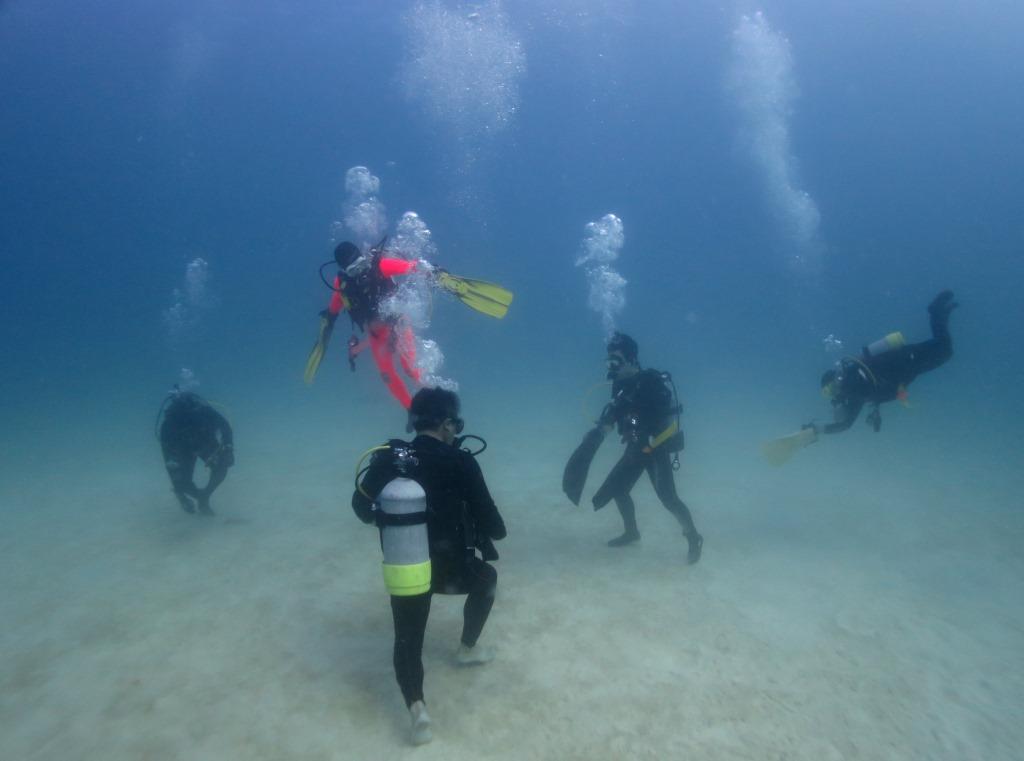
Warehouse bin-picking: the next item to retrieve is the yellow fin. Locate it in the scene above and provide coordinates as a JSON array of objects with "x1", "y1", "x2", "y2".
[
  {"x1": 761, "y1": 427, "x2": 817, "y2": 467},
  {"x1": 437, "y1": 271, "x2": 514, "y2": 319}
]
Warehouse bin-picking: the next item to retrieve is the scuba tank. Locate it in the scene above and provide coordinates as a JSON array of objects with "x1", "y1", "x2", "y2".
[
  {"x1": 864, "y1": 331, "x2": 905, "y2": 357},
  {"x1": 378, "y1": 477, "x2": 431, "y2": 597},
  {"x1": 355, "y1": 432, "x2": 492, "y2": 595}
]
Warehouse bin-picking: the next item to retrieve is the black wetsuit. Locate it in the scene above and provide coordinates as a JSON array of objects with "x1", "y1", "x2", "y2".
[
  {"x1": 339, "y1": 270, "x2": 385, "y2": 330},
  {"x1": 352, "y1": 435, "x2": 507, "y2": 708},
  {"x1": 826, "y1": 296, "x2": 954, "y2": 434},
  {"x1": 159, "y1": 393, "x2": 234, "y2": 514},
  {"x1": 334, "y1": 251, "x2": 398, "y2": 330},
  {"x1": 591, "y1": 369, "x2": 699, "y2": 540}
]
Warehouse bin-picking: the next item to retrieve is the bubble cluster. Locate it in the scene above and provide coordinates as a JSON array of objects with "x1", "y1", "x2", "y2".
[
  {"x1": 163, "y1": 257, "x2": 212, "y2": 344},
  {"x1": 401, "y1": 1, "x2": 526, "y2": 143},
  {"x1": 577, "y1": 213, "x2": 627, "y2": 338},
  {"x1": 392, "y1": 211, "x2": 437, "y2": 261},
  {"x1": 380, "y1": 212, "x2": 436, "y2": 330},
  {"x1": 341, "y1": 166, "x2": 386, "y2": 250},
  {"x1": 823, "y1": 334, "x2": 843, "y2": 353},
  {"x1": 184, "y1": 257, "x2": 208, "y2": 304},
  {"x1": 177, "y1": 367, "x2": 199, "y2": 390},
  {"x1": 729, "y1": 12, "x2": 822, "y2": 264},
  {"x1": 415, "y1": 338, "x2": 458, "y2": 391}
]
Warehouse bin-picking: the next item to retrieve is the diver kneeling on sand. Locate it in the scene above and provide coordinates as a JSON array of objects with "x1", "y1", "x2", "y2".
[
  {"x1": 761, "y1": 290, "x2": 959, "y2": 465},
  {"x1": 156, "y1": 387, "x2": 234, "y2": 515},
  {"x1": 352, "y1": 387, "x2": 507, "y2": 746},
  {"x1": 563, "y1": 332, "x2": 703, "y2": 563}
]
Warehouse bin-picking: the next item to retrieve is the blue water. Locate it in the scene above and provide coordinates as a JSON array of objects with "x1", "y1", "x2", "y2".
[{"x1": 2, "y1": 1, "x2": 1022, "y2": 756}]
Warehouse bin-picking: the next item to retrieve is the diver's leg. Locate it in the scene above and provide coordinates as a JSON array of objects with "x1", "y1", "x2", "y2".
[
  {"x1": 369, "y1": 323, "x2": 413, "y2": 409},
  {"x1": 592, "y1": 449, "x2": 646, "y2": 546},
  {"x1": 397, "y1": 326, "x2": 423, "y2": 384},
  {"x1": 390, "y1": 593, "x2": 432, "y2": 708},
  {"x1": 906, "y1": 340, "x2": 951, "y2": 378},
  {"x1": 458, "y1": 558, "x2": 497, "y2": 651},
  {"x1": 163, "y1": 445, "x2": 200, "y2": 513},
  {"x1": 609, "y1": 495, "x2": 640, "y2": 546},
  {"x1": 646, "y1": 450, "x2": 703, "y2": 565},
  {"x1": 908, "y1": 290, "x2": 957, "y2": 376},
  {"x1": 928, "y1": 289, "x2": 957, "y2": 341},
  {"x1": 196, "y1": 463, "x2": 228, "y2": 516}
]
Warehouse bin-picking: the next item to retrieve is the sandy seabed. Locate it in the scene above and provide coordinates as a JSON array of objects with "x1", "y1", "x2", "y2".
[{"x1": 2, "y1": 407, "x2": 1022, "y2": 761}]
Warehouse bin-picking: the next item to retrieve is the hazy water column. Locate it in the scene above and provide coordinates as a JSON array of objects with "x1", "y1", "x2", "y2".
[
  {"x1": 163, "y1": 257, "x2": 212, "y2": 346},
  {"x1": 400, "y1": 0, "x2": 526, "y2": 185},
  {"x1": 729, "y1": 11, "x2": 822, "y2": 266}
]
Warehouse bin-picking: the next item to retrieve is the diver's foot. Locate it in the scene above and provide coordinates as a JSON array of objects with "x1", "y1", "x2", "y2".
[
  {"x1": 685, "y1": 531, "x2": 704, "y2": 565},
  {"x1": 177, "y1": 497, "x2": 196, "y2": 514},
  {"x1": 928, "y1": 289, "x2": 958, "y2": 316},
  {"x1": 456, "y1": 643, "x2": 496, "y2": 666},
  {"x1": 196, "y1": 498, "x2": 215, "y2": 516},
  {"x1": 409, "y1": 701, "x2": 432, "y2": 745},
  {"x1": 607, "y1": 529, "x2": 641, "y2": 547}
]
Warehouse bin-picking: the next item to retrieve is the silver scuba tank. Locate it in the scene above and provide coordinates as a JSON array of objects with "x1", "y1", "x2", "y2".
[
  {"x1": 864, "y1": 331, "x2": 905, "y2": 357},
  {"x1": 379, "y1": 477, "x2": 431, "y2": 597}
]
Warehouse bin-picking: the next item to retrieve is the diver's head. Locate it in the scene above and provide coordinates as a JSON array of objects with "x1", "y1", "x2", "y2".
[
  {"x1": 820, "y1": 368, "x2": 840, "y2": 400},
  {"x1": 167, "y1": 389, "x2": 204, "y2": 416},
  {"x1": 409, "y1": 387, "x2": 464, "y2": 446},
  {"x1": 606, "y1": 332, "x2": 639, "y2": 380},
  {"x1": 334, "y1": 241, "x2": 361, "y2": 270}
]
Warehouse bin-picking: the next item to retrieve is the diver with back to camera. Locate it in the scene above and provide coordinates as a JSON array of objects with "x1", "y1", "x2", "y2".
[
  {"x1": 563, "y1": 332, "x2": 703, "y2": 563},
  {"x1": 352, "y1": 387, "x2": 507, "y2": 746},
  {"x1": 156, "y1": 387, "x2": 234, "y2": 515},
  {"x1": 762, "y1": 290, "x2": 958, "y2": 465}
]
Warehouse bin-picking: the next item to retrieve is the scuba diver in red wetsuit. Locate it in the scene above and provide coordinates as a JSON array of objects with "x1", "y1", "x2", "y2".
[
  {"x1": 303, "y1": 240, "x2": 515, "y2": 409},
  {"x1": 305, "y1": 240, "x2": 424, "y2": 408}
]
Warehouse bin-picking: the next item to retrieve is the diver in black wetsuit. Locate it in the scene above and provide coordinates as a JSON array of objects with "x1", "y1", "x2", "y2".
[
  {"x1": 352, "y1": 387, "x2": 507, "y2": 745},
  {"x1": 157, "y1": 390, "x2": 234, "y2": 515},
  {"x1": 582, "y1": 333, "x2": 703, "y2": 562},
  {"x1": 814, "y1": 290, "x2": 958, "y2": 436}
]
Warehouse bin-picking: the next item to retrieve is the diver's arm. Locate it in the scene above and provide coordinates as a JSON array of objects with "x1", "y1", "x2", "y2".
[
  {"x1": 597, "y1": 401, "x2": 618, "y2": 433},
  {"x1": 215, "y1": 416, "x2": 235, "y2": 465},
  {"x1": 377, "y1": 257, "x2": 418, "y2": 278},
  {"x1": 327, "y1": 275, "x2": 348, "y2": 316},
  {"x1": 463, "y1": 457, "x2": 506, "y2": 541},
  {"x1": 213, "y1": 411, "x2": 233, "y2": 448},
  {"x1": 822, "y1": 399, "x2": 863, "y2": 434}
]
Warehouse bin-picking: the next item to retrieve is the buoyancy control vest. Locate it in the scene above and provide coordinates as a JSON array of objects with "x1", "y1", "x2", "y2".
[{"x1": 605, "y1": 369, "x2": 684, "y2": 455}]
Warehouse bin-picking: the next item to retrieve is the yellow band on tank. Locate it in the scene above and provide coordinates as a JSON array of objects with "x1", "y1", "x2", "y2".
[
  {"x1": 885, "y1": 331, "x2": 906, "y2": 349},
  {"x1": 382, "y1": 560, "x2": 432, "y2": 596}
]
